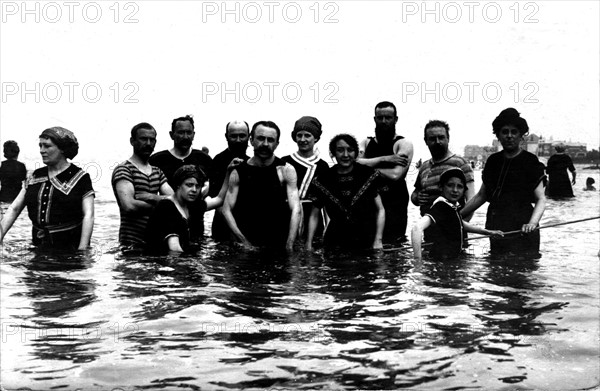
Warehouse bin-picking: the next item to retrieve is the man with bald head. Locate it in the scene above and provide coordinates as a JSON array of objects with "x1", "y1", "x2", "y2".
[{"x1": 210, "y1": 120, "x2": 251, "y2": 240}]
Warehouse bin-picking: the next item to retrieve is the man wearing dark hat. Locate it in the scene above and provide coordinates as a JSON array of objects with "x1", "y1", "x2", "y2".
[
  {"x1": 282, "y1": 116, "x2": 330, "y2": 242},
  {"x1": 222, "y1": 121, "x2": 301, "y2": 250},
  {"x1": 209, "y1": 120, "x2": 250, "y2": 241},
  {"x1": 358, "y1": 101, "x2": 414, "y2": 243}
]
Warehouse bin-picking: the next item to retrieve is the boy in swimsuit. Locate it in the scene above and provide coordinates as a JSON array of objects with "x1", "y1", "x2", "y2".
[{"x1": 411, "y1": 168, "x2": 503, "y2": 261}]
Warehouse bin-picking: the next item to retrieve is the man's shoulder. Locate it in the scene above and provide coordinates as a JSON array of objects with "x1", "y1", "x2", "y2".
[
  {"x1": 445, "y1": 155, "x2": 473, "y2": 173},
  {"x1": 213, "y1": 149, "x2": 231, "y2": 160},
  {"x1": 393, "y1": 136, "x2": 413, "y2": 148},
  {"x1": 191, "y1": 149, "x2": 213, "y2": 161},
  {"x1": 111, "y1": 161, "x2": 135, "y2": 185},
  {"x1": 445, "y1": 154, "x2": 469, "y2": 164},
  {"x1": 212, "y1": 149, "x2": 234, "y2": 167},
  {"x1": 148, "y1": 150, "x2": 171, "y2": 163},
  {"x1": 359, "y1": 136, "x2": 374, "y2": 147}
]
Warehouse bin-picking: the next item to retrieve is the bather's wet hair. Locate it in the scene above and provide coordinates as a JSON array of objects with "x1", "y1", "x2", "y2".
[
  {"x1": 329, "y1": 133, "x2": 359, "y2": 156},
  {"x1": 3, "y1": 140, "x2": 20, "y2": 159},
  {"x1": 131, "y1": 122, "x2": 156, "y2": 139},
  {"x1": 250, "y1": 121, "x2": 281, "y2": 142},
  {"x1": 424, "y1": 120, "x2": 450, "y2": 139},
  {"x1": 374, "y1": 101, "x2": 397, "y2": 117},
  {"x1": 171, "y1": 115, "x2": 195, "y2": 132},
  {"x1": 492, "y1": 108, "x2": 529, "y2": 136},
  {"x1": 172, "y1": 165, "x2": 207, "y2": 190}
]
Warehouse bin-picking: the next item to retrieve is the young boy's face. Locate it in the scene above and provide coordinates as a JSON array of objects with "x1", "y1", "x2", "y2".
[{"x1": 440, "y1": 177, "x2": 465, "y2": 203}]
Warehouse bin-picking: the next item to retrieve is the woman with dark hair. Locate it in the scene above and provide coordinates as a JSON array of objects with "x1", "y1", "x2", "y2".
[
  {"x1": 0, "y1": 127, "x2": 95, "y2": 250},
  {"x1": 546, "y1": 144, "x2": 576, "y2": 198},
  {"x1": 145, "y1": 159, "x2": 241, "y2": 254},
  {"x1": 0, "y1": 140, "x2": 27, "y2": 203},
  {"x1": 461, "y1": 108, "x2": 546, "y2": 254},
  {"x1": 305, "y1": 134, "x2": 385, "y2": 251},
  {"x1": 281, "y1": 116, "x2": 330, "y2": 240}
]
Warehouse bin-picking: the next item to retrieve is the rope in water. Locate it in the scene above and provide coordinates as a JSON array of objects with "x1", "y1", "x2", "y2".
[{"x1": 384, "y1": 215, "x2": 600, "y2": 252}]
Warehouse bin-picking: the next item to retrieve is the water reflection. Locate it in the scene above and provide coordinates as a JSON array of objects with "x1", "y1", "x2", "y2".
[
  {"x1": 15, "y1": 250, "x2": 101, "y2": 365},
  {"x1": 1, "y1": 175, "x2": 598, "y2": 389}
]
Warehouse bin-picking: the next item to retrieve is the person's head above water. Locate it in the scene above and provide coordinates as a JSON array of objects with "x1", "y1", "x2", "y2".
[
  {"x1": 439, "y1": 168, "x2": 467, "y2": 204},
  {"x1": 492, "y1": 108, "x2": 529, "y2": 136}
]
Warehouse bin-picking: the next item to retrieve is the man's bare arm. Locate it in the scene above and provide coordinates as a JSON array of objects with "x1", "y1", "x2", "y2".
[
  {"x1": 372, "y1": 139, "x2": 414, "y2": 181},
  {"x1": 221, "y1": 169, "x2": 251, "y2": 246},
  {"x1": 357, "y1": 139, "x2": 408, "y2": 168},
  {"x1": 115, "y1": 180, "x2": 157, "y2": 213},
  {"x1": 282, "y1": 164, "x2": 301, "y2": 251},
  {"x1": 134, "y1": 182, "x2": 173, "y2": 205},
  {"x1": 461, "y1": 180, "x2": 476, "y2": 221}
]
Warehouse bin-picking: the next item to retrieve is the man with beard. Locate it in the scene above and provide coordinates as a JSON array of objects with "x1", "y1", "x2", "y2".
[
  {"x1": 112, "y1": 122, "x2": 173, "y2": 247},
  {"x1": 358, "y1": 101, "x2": 414, "y2": 243},
  {"x1": 222, "y1": 121, "x2": 301, "y2": 250},
  {"x1": 209, "y1": 120, "x2": 250, "y2": 241},
  {"x1": 149, "y1": 115, "x2": 213, "y2": 238},
  {"x1": 411, "y1": 120, "x2": 474, "y2": 217}
]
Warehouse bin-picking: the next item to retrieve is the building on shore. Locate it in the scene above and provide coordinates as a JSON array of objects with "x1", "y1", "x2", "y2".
[{"x1": 464, "y1": 134, "x2": 591, "y2": 166}]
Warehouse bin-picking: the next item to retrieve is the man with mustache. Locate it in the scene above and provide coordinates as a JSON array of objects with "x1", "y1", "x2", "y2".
[
  {"x1": 149, "y1": 115, "x2": 214, "y2": 238},
  {"x1": 411, "y1": 120, "x2": 474, "y2": 219},
  {"x1": 222, "y1": 121, "x2": 301, "y2": 250},
  {"x1": 358, "y1": 101, "x2": 414, "y2": 243},
  {"x1": 112, "y1": 122, "x2": 173, "y2": 247},
  {"x1": 209, "y1": 120, "x2": 250, "y2": 241}
]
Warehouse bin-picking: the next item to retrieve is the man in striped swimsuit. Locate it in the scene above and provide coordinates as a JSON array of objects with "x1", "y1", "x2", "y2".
[
  {"x1": 112, "y1": 122, "x2": 173, "y2": 247},
  {"x1": 411, "y1": 120, "x2": 475, "y2": 217}
]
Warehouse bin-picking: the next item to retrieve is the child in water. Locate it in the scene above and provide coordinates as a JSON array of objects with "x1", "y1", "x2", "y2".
[
  {"x1": 411, "y1": 168, "x2": 503, "y2": 261},
  {"x1": 584, "y1": 177, "x2": 596, "y2": 191}
]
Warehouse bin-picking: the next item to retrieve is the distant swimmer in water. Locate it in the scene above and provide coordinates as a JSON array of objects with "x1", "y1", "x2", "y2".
[
  {"x1": 0, "y1": 127, "x2": 95, "y2": 250},
  {"x1": 411, "y1": 168, "x2": 503, "y2": 261},
  {"x1": 0, "y1": 140, "x2": 27, "y2": 203},
  {"x1": 584, "y1": 177, "x2": 596, "y2": 191},
  {"x1": 546, "y1": 144, "x2": 576, "y2": 198},
  {"x1": 145, "y1": 160, "x2": 241, "y2": 254},
  {"x1": 461, "y1": 108, "x2": 546, "y2": 255}
]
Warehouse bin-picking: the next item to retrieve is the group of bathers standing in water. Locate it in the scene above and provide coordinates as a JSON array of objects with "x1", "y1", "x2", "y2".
[{"x1": 0, "y1": 103, "x2": 593, "y2": 259}]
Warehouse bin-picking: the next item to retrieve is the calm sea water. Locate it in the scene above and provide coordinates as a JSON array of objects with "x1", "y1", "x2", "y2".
[{"x1": 1, "y1": 164, "x2": 599, "y2": 390}]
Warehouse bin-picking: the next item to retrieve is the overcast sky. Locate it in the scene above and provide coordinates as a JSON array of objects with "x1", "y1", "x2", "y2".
[{"x1": 1, "y1": 0, "x2": 599, "y2": 168}]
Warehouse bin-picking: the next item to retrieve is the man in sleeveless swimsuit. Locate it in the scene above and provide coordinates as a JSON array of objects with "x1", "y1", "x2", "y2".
[
  {"x1": 358, "y1": 101, "x2": 414, "y2": 243},
  {"x1": 222, "y1": 121, "x2": 301, "y2": 251}
]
